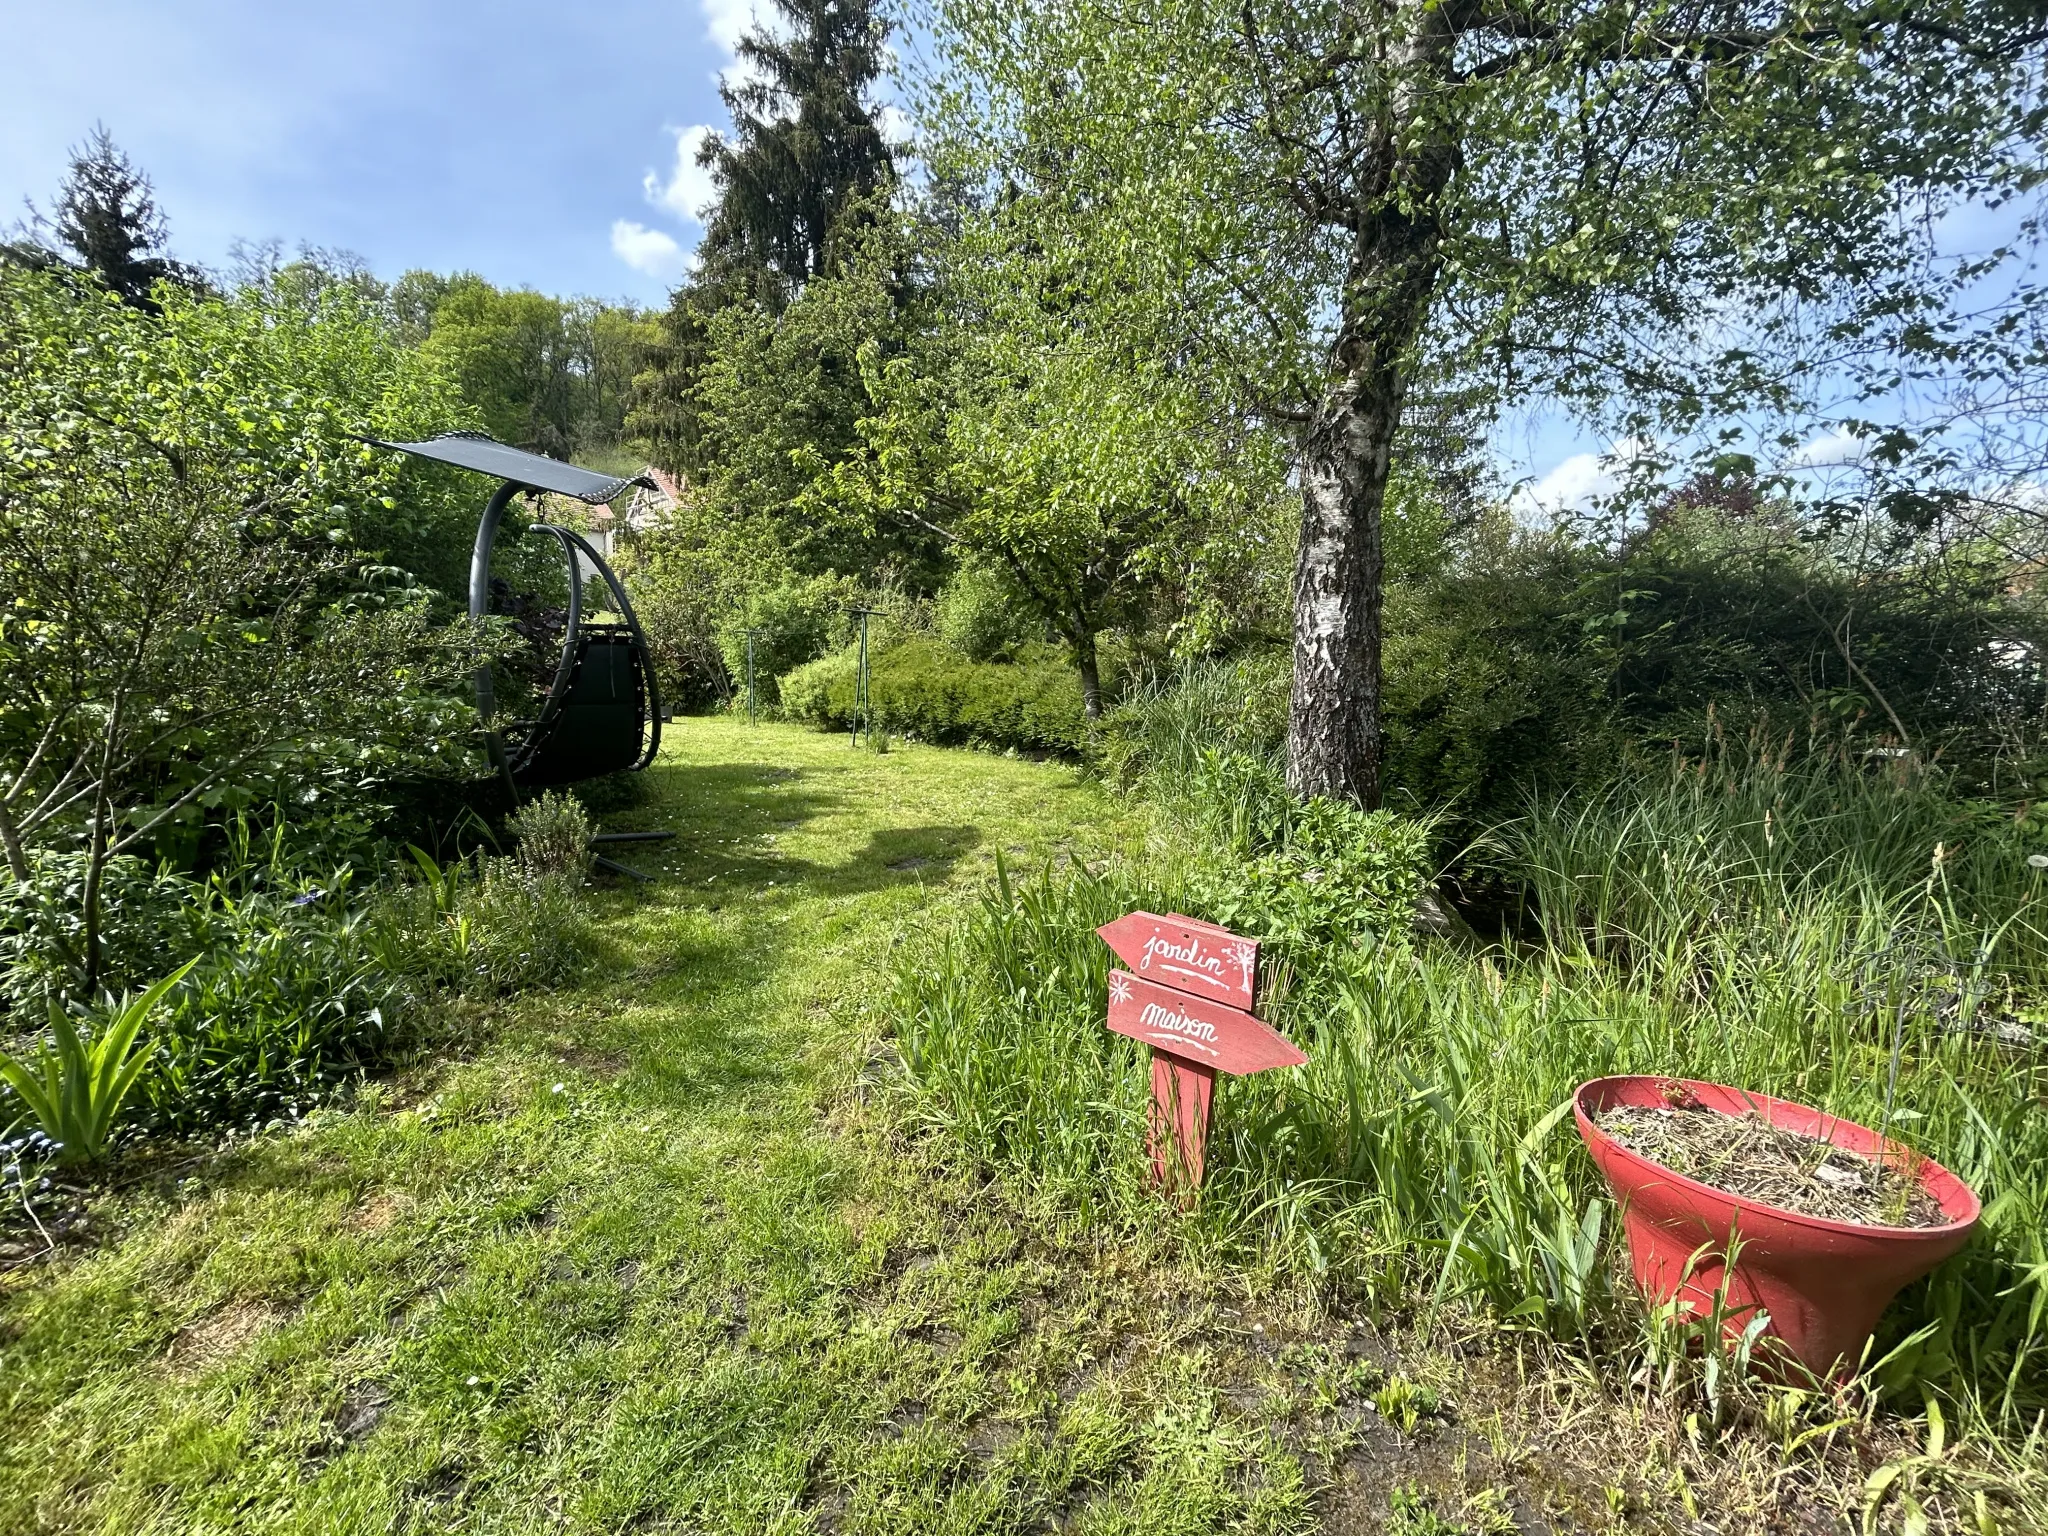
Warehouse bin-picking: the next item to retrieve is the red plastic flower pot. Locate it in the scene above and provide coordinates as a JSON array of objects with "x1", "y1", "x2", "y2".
[{"x1": 1574, "y1": 1076, "x2": 1980, "y2": 1380}]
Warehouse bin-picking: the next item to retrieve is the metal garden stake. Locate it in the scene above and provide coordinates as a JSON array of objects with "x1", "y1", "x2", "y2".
[{"x1": 849, "y1": 606, "x2": 881, "y2": 747}]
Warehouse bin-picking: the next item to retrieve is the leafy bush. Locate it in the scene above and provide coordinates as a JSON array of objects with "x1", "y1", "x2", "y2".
[
  {"x1": 0, "y1": 853, "x2": 198, "y2": 1017},
  {"x1": 1189, "y1": 786, "x2": 1432, "y2": 964},
  {"x1": 454, "y1": 863, "x2": 591, "y2": 996},
  {"x1": 0, "y1": 264, "x2": 484, "y2": 972},
  {"x1": 715, "y1": 572, "x2": 859, "y2": 705},
  {"x1": 0, "y1": 825, "x2": 593, "y2": 1152},
  {"x1": 510, "y1": 791, "x2": 591, "y2": 883},
  {"x1": 936, "y1": 563, "x2": 1038, "y2": 661},
  {"x1": 781, "y1": 638, "x2": 1090, "y2": 755}
]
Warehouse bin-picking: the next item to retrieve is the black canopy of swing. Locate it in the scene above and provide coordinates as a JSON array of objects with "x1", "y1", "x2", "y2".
[
  {"x1": 363, "y1": 432, "x2": 664, "y2": 792},
  {"x1": 365, "y1": 431, "x2": 648, "y2": 503}
]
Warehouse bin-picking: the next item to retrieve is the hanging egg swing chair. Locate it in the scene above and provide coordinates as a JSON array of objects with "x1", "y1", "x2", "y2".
[{"x1": 366, "y1": 432, "x2": 671, "y2": 875}]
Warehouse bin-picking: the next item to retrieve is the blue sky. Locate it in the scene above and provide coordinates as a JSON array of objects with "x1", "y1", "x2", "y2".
[{"x1": 0, "y1": 0, "x2": 760, "y2": 307}]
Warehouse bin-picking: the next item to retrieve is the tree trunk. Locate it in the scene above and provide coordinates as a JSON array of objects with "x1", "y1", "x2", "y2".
[
  {"x1": 0, "y1": 800, "x2": 29, "y2": 886},
  {"x1": 1287, "y1": 377, "x2": 1397, "y2": 805},
  {"x1": 1282, "y1": 1, "x2": 1465, "y2": 808},
  {"x1": 1072, "y1": 624, "x2": 1103, "y2": 720},
  {"x1": 81, "y1": 793, "x2": 109, "y2": 993}
]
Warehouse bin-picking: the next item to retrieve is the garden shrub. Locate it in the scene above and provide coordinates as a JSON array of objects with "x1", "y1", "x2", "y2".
[
  {"x1": 781, "y1": 638, "x2": 1090, "y2": 755},
  {"x1": 1189, "y1": 792, "x2": 1432, "y2": 962},
  {"x1": 777, "y1": 645, "x2": 860, "y2": 727},
  {"x1": 1141, "y1": 746, "x2": 1433, "y2": 968},
  {"x1": 510, "y1": 791, "x2": 591, "y2": 883},
  {"x1": 935, "y1": 563, "x2": 1038, "y2": 661},
  {"x1": 0, "y1": 853, "x2": 197, "y2": 1019},
  {"x1": 714, "y1": 572, "x2": 859, "y2": 705},
  {"x1": 0, "y1": 858, "x2": 402, "y2": 1139}
]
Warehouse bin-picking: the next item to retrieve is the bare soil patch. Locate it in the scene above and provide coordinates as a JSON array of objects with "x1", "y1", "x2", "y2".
[{"x1": 168, "y1": 1300, "x2": 282, "y2": 1375}]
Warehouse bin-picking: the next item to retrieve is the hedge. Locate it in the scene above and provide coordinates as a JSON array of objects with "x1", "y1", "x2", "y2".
[{"x1": 779, "y1": 639, "x2": 1089, "y2": 756}]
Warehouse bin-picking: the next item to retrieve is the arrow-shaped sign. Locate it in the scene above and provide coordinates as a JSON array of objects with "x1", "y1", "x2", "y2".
[
  {"x1": 1105, "y1": 970, "x2": 1306, "y2": 1076},
  {"x1": 1098, "y1": 911, "x2": 1260, "y2": 1012}
]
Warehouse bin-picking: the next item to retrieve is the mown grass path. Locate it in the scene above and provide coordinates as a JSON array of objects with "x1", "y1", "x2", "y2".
[{"x1": 0, "y1": 723, "x2": 1343, "y2": 1535}]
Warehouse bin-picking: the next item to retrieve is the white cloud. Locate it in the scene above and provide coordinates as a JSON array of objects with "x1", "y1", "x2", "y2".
[
  {"x1": 701, "y1": 0, "x2": 756, "y2": 56},
  {"x1": 1509, "y1": 438, "x2": 1660, "y2": 521},
  {"x1": 610, "y1": 219, "x2": 687, "y2": 278},
  {"x1": 1782, "y1": 428, "x2": 1869, "y2": 470},
  {"x1": 1515, "y1": 451, "x2": 1617, "y2": 519},
  {"x1": 876, "y1": 102, "x2": 913, "y2": 147},
  {"x1": 644, "y1": 124, "x2": 719, "y2": 224}
]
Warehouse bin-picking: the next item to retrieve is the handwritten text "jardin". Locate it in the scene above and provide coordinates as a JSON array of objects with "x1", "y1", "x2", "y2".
[{"x1": 1141, "y1": 932, "x2": 1253, "y2": 995}]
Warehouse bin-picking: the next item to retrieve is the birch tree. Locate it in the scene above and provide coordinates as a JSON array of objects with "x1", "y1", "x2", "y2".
[{"x1": 926, "y1": 0, "x2": 2048, "y2": 803}]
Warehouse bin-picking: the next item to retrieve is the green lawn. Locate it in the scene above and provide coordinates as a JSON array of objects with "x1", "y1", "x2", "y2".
[{"x1": 1, "y1": 723, "x2": 1394, "y2": 1535}]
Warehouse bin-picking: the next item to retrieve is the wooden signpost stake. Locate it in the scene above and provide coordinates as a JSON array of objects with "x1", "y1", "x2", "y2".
[{"x1": 1097, "y1": 911, "x2": 1305, "y2": 1193}]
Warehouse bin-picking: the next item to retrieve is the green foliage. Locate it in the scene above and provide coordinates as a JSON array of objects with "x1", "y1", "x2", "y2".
[
  {"x1": 0, "y1": 852, "x2": 204, "y2": 1014},
  {"x1": 0, "y1": 263, "x2": 479, "y2": 968},
  {"x1": 804, "y1": 212, "x2": 1293, "y2": 701},
  {"x1": 1186, "y1": 770, "x2": 1433, "y2": 964},
  {"x1": 891, "y1": 741, "x2": 2048, "y2": 1433},
  {"x1": 637, "y1": 209, "x2": 946, "y2": 588},
  {"x1": 716, "y1": 572, "x2": 859, "y2": 703},
  {"x1": 934, "y1": 562, "x2": 1037, "y2": 662},
  {"x1": 613, "y1": 496, "x2": 777, "y2": 710},
  {"x1": 0, "y1": 819, "x2": 592, "y2": 1151},
  {"x1": 509, "y1": 791, "x2": 592, "y2": 884},
  {"x1": 1100, "y1": 495, "x2": 2048, "y2": 838},
  {"x1": 781, "y1": 637, "x2": 1091, "y2": 755},
  {"x1": 1116, "y1": 730, "x2": 1435, "y2": 968},
  {"x1": 401, "y1": 272, "x2": 657, "y2": 459},
  {"x1": 139, "y1": 891, "x2": 398, "y2": 1136},
  {"x1": 1501, "y1": 728, "x2": 2048, "y2": 978},
  {"x1": 1093, "y1": 651, "x2": 1291, "y2": 795},
  {"x1": 0, "y1": 961, "x2": 194, "y2": 1163}
]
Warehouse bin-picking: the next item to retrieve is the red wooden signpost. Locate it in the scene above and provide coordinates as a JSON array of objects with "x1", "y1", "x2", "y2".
[{"x1": 1097, "y1": 911, "x2": 1306, "y2": 1192}]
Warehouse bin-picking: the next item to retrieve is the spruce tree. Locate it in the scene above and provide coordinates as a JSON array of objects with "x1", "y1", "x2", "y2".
[
  {"x1": 632, "y1": 0, "x2": 897, "y2": 477},
  {"x1": 692, "y1": 0, "x2": 895, "y2": 309},
  {"x1": 40, "y1": 127, "x2": 196, "y2": 309}
]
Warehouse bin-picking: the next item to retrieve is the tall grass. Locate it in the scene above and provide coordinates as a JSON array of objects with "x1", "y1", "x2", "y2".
[
  {"x1": 1503, "y1": 724, "x2": 2047, "y2": 983},
  {"x1": 888, "y1": 738, "x2": 2048, "y2": 1442},
  {"x1": 1090, "y1": 651, "x2": 1289, "y2": 795}
]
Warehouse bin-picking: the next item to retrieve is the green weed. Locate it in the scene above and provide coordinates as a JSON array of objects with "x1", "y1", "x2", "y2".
[{"x1": 0, "y1": 961, "x2": 195, "y2": 1163}]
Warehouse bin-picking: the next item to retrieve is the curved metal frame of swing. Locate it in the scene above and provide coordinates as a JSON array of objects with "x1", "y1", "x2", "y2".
[{"x1": 469, "y1": 480, "x2": 663, "y2": 791}]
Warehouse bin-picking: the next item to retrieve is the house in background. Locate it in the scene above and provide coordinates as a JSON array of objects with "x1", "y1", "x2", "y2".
[{"x1": 549, "y1": 465, "x2": 685, "y2": 558}]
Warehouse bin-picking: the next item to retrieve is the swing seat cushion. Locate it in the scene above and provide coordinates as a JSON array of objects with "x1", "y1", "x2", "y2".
[{"x1": 514, "y1": 632, "x2": 642, "y2": 787}]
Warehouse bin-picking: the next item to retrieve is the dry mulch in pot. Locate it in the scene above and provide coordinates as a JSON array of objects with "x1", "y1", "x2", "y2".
[{"x1": 1594, "y1": 1100, "x2": 1948, "y2": 1228}]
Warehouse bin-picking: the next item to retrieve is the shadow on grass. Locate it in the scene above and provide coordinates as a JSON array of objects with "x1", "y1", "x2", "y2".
[
  {"x1": 191, "y1": 754, "x2": 981, "y2": 1204},
  {"x1": 604, "y1": 760, "x2": 986, "y2": 899}
]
